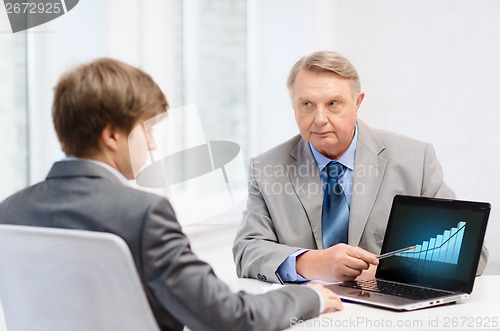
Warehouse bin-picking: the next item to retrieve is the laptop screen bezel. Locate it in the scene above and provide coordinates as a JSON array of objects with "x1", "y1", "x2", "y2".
[{"x1": 376, "y1": 195, "x2": 490, "y2": 294}]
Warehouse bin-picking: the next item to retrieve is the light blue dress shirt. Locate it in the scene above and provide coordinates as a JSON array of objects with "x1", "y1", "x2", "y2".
[{"x1": 276, "y1": 124, "x2": 358, "y2": 282}]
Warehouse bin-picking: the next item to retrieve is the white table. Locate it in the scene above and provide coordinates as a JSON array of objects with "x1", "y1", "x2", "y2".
[
  {"x1": 1, "y1": 276, "x2": 498, "y2": 331},
  {"x1": 228, "y1": 275, "x2": 500, "y2": 331}
]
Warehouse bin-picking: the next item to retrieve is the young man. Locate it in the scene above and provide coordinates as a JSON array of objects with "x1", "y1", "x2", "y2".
[{"x1": 0, "y1": 58, "x2": 342, "y2": 331}]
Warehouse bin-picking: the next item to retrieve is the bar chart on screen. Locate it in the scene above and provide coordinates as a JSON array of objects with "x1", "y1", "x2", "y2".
[{"x1": 396, "y1": 221, "x2": 466, "y2": 265}]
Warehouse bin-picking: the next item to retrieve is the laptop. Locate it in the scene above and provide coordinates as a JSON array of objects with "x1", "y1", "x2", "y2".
[{"x1": 326, "y1": 195, "x2": 490, "y2": 311}]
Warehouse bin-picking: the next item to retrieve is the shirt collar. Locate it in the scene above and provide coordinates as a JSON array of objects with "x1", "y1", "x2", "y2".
[
  {"x1": 62, "y1": 157, "x2": 131, "y2": 185},
  {"x1": 309, "y1": 122, "x2": 358, "y2": 172}
]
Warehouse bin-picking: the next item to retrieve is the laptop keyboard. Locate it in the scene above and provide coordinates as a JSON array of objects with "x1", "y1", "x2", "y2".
[{"x1": 340, "y1": 279, "x2": 453, "y2": 300}]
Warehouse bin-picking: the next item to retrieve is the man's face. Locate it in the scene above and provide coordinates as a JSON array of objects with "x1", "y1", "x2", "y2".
[
  {"x1": 128, "y1": 121, "x2": 158, "y2": 180},
  {"x1": 292, "y1": 69, "x2": 364, "y2": 160},
  {"x1": 114, "y1": 120, "x2": 157, "y2": 180}
]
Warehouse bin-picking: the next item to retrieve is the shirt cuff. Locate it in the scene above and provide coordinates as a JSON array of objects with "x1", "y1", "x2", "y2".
[
  {"x1": 276, "y1": 249, "x2": 310, "y2": 283},
  {"x1": 310, "y1": 287, "x2": 326, "y2": 313}
]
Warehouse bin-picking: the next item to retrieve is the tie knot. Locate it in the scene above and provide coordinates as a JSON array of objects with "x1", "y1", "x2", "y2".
[{"x1": 325, "y1": 162, "x2": 344, "y2": 180}]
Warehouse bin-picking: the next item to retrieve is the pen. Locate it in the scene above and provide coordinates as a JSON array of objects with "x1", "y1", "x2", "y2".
[
  {"x1": 275, "y1": 271, "x2": 285, "y2": 285},
  {"x1": 376, "y1": 245, "x2": 418, "y2": 260}
]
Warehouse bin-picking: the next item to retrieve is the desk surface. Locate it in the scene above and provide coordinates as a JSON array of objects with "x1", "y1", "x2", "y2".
[
  {"x1": 228, "y1": 275, "x2": 500, "y2": 331},
  {"x1": 1, "y1": 275, "x2": 498, "y2": 331}
]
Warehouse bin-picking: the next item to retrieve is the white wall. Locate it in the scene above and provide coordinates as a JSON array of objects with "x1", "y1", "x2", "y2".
[{"x1": 251, "y1": 0, "x2": 500, "y2": 274}]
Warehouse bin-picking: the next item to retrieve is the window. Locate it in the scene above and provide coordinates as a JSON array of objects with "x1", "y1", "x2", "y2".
[
  {"x1": 127, "y1": 0, "x2": 249, "y2": 226},
  {"x1": 0, "y1": 18, "x2": 28, "y2": 200}
]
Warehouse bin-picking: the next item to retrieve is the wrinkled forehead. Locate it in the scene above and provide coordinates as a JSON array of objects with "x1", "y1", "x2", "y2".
[{"x1": 292, "y1": 69, "x2": 357, "y2": 101}]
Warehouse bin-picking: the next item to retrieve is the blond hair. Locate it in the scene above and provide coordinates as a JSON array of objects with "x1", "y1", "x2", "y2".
[
  {"x1": 287, "y1": 51, "x2": 361, "y2": 97},
  {"x1": 52, "y1": 58, "x2": 168, "y2": 157}
]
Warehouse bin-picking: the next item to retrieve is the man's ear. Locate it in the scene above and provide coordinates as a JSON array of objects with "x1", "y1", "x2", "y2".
[
  {"x1": 100, "y1": 124, "x2": 122, "y2": 152},
  {"x1": 355, "y1": 92, "x2": 365, "y2": 115}
]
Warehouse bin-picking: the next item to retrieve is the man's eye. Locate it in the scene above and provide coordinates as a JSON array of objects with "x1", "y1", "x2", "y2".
[
  {"x1": 329, "y1": 101, "x2": 337, "y2": 106},
  {"x1": 304, "y1": 102, "x2": 311, "y2": 107}
]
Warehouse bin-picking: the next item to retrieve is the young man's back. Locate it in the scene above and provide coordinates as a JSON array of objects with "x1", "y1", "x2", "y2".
[
  {"x1": 0, "y1": 58, "x2": 341, "y2": 331},
  {"x1": 0, "y1": 159, "x2": 323, "y2": 330}
]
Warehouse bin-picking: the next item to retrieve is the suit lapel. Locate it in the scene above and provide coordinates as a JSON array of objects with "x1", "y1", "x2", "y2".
[
  {"x1": 349, "y1": 120, "x2": 387, "y2": 246},
  {"x1": 288, "y1": 138, "x2": 324, "y2": 249}
]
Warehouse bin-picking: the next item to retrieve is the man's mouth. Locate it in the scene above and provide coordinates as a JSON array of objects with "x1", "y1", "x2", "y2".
[{"x1": 313, "y1": 131, "x2": 332, "y2": 136}]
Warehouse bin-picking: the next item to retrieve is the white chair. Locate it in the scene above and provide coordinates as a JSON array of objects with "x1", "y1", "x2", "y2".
[{"x1": 0, "y1": 224, "x2": 160, "y2": 331}]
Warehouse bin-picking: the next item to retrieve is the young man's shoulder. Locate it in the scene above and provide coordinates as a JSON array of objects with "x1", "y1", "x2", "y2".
[{"x1": 115, "y1": 183, "x2": 170, "y2": 207}]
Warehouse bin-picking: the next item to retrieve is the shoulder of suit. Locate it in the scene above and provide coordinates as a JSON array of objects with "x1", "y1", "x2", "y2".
[
  {"x1": 113, "y1": 183, "x2": 170, "y2": 205},
  {"x1": 0, "y1": 183, "x2": 40, "y2": 211},
  {"x1": 252, "y1": 134, "x2": 302, "y2": 164},
  {"x1": 82, "y1": 181, "x2": 176, "y2": 219}
]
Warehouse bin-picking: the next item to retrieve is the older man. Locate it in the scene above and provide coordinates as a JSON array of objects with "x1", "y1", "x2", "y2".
[
  {"x1": 0, "y1": 58, "x2": 343, "y2": 331},
  {"x1": 233, "y1": 51, "x2": 488, "y2": 284}
]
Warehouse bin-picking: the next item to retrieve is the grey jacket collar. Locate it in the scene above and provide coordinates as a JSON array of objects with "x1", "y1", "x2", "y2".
[
  {"x1": 46, "y1": 159, "x2": 124, "y2": 185},
  {"x1": 350, "y1": 119, "x2": 387, "y2": 246}
]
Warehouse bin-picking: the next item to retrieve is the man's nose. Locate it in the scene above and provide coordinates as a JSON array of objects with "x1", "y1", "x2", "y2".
[
  {"x1": 146, "y1": 134, "x2": 157, "y2": 151},
  {"x1": 314, "y1": 107, "x2": 328, "y2": 125},
  {"x1": 141, "y1": 124, "x2": 157, "y2": 150}
]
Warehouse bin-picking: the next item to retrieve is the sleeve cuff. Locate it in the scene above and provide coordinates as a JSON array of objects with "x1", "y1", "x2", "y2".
[
  {"x1": 310, "y1": 287, "x2": 326, "y2": 313},
  {"x1": 276, "y1": 249, "x2": 310, "y2": 283}
]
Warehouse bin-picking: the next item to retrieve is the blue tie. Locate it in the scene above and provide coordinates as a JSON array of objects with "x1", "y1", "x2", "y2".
[{"x1": 321, "y1": 162, "x2": 349, "y2": 248}]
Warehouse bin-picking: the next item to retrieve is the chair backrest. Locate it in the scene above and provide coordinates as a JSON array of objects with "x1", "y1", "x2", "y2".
[{"x1": 0, "y1": 224, "x2": 160, "y2": 331}]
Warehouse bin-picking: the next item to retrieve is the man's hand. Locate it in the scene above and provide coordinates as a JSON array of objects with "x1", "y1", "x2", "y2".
[
  {"x1": 306, "y1": 283, "x2": 343, "y2": 313},
  {"x1": 296, "y1": 243, "x2": 379, "y2": 282},
  {"x1": 356, "y1": 262, "x2": 377, "y2": 280}
]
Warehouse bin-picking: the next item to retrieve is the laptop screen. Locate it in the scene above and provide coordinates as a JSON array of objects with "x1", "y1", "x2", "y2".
[{"x1": 377, "y1": 195, "x2": 490, "y2": 294}]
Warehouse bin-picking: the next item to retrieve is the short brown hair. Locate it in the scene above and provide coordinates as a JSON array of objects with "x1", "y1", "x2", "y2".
[
  {"x1": 52, "y1": 58, "x2": 168, "y2": 157},
  {"x1": 286, "y1": 51, "x2": 361, "y2": 97}
]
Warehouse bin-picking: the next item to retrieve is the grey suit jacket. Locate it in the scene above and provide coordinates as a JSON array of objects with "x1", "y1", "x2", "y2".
[
  {"x1": 0, "y1": 160, "x2": 320, "y2": 331},
  {"x1": 233, "y1": 120, "x2": 488, "y2": 283}
]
